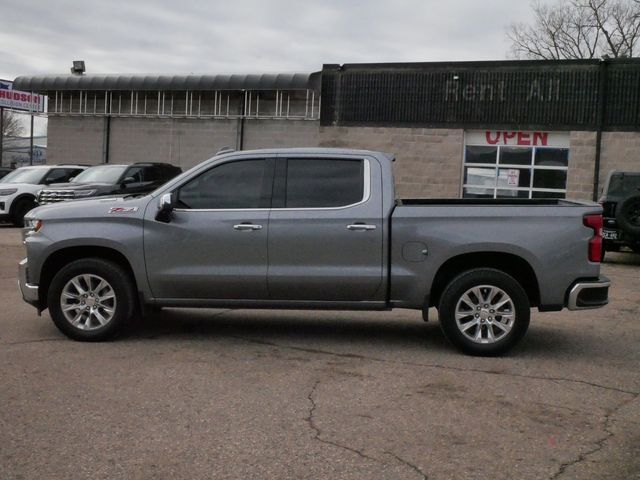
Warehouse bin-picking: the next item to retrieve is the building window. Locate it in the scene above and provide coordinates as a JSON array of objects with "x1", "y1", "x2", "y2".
[{"x1": 462, "y1": 130, "x2": 569, "y2": 199}]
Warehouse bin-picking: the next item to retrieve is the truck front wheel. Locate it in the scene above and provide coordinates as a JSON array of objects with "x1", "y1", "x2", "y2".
[
  {"x1": 47, "y1": 258, "x2": 136, "y2": 341},
  {"x1": 437, "y1": 268, "x2": 530, "y2": 356}
]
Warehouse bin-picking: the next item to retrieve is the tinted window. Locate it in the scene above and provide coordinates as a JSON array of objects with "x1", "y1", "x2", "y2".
[
  {"x1": 144, "y1": 166, "x2": 162, "y2": 182},
  {"x1": 285, "y1": 159, "x2": 364, "y2": 208},
  {"x1": 178, "y1": 159, "x2": 270, "y2": 209},
  {"x1": 124, "y1": 166, "x2": 144, "y2": 183},
  {"x1": 608, "y1": 173, "x2": 640, "y2": 197},
  {"x1": 43, "y1": 168, "x2": 75, "y2": 184}
]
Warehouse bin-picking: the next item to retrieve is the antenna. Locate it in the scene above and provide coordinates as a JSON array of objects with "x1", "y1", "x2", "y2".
[{"x1": 216, "y1": 146, "x2": 235, "y2": 155}]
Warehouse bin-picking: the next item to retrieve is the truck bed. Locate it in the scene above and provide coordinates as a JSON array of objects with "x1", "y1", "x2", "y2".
[{"x1": 397, "y1": 198, "x2": 591, "y2": 206}]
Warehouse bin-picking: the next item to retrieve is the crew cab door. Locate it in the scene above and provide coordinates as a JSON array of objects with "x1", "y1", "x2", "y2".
[
  {"x1": 144, "y1": 157, "x2": 275, "y2": 300},
  {"x1": 267, "y1": 155, "x2": 384, "y2": 301}
]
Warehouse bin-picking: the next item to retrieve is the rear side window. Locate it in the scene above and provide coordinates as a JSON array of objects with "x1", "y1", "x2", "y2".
[
  {"x1": 608, "y1": 174, "x2": 640, "y2": 197},
  {"x1": 284, "y1": 159, "x2": 365, "y2": 208},
  {"x1": 178, "y1": 159, "x2": 272, "y2": 209},
  {"x1": 144, "y1": 166, "x2": 162, "y2": 182}
]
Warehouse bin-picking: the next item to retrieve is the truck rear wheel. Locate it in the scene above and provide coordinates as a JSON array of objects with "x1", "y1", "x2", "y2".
[
  {"x1": 47, "y1": 258, "x2": 136, "y2": 341},
  {"x1": 437, "y1": 268, "x2": 530, "y2": 356}
]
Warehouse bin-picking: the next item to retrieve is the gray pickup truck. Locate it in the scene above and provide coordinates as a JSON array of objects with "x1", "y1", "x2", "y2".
[{"x1": 19, "y1": 148, "x2": 610, "y2": 355}]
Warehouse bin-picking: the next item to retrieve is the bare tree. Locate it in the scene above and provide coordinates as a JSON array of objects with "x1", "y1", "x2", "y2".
[
  {"x1": 1, "y1": 110, "x2": 24, "y2": 138},
  {"x1": 508, "y1": 0, "x2": 640, "y2": 59}
]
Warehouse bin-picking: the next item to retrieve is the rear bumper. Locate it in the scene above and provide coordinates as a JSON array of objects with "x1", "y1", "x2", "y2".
[
  {"x1": 18, "y1": 258, "x2": 39, "y2": 308},
  {"x1": 567, "y1": 276, "x2": 610, "y2": 310}
]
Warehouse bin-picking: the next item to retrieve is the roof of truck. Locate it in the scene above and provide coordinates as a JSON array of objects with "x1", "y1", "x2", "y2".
[{"x1": 215, "y1": 147, "x2": 395, "y2": 162}]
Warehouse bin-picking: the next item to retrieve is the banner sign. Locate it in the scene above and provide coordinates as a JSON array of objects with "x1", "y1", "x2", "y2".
[{"x1": 0, "y1": 79, "x2": 45, "y2": 112}]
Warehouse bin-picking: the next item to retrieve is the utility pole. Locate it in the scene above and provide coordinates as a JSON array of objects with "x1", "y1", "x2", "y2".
[{"x1": 29, "y1": 112, "x2": 34, "y2": 165}]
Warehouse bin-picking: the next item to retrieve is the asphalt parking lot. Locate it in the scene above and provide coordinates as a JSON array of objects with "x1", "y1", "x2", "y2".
[{"x1": 1, "y1": 226, "x2": 639, "y2": 480}]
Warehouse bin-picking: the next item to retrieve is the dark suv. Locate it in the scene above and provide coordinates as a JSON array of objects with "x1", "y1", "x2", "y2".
[
  {"x1": 38, "y1": 162, "x2": 182, "y2": 205},
  {"x1": 600, "y1": 170, "x2": 640, "y2": 259}
]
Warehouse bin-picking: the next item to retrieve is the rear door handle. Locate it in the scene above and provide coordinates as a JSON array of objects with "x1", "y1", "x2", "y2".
[
  {"x1": 233, "y1": 224, "x2": 263, "y2": 231},
  {"x1": 347, "y1": 224, "x2": 376, "y2": 231}
]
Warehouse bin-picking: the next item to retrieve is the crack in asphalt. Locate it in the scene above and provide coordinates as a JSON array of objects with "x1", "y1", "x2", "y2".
[
  {"x1": 548, "y1": 394, "x2": 639, "y2": 479},
  {"x1": 305, "y1": 378, "x2": 379, "y2": 464},
  {"x1": 386, "y1": 452, "x2": 429, "y2": 480},
  {"x1": 231, "y1": 336, "x2": 640, "y2": 396}
]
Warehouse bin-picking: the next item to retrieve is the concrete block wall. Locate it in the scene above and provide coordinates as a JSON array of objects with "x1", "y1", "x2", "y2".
[
  {"x1": 47, "y1": 116, "x2": 106, "y2": 165},
  {"x1": 600, "y1": 131, "x2": 640, "y2": 186},
  {"x1": 318, "y1": 126, "x2": 464, "y2": 198},
  {"x1": 567, "y1": 131, "x2": 597, "y2": 200},
  {"x1": 109, "y1": 118, "x2": 237, "y2": 169},
  {"x1": 242, "y1": 119, "x2": 319, "y2": 149}
]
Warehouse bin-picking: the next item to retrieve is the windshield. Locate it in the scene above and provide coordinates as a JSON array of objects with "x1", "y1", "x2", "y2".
[
  {"x1": 72, "y1": 165, "x2": 127, "y2": 184},
  {"x1": 608, "y1": 173, "x2": 640, "y2": 197},
  {"x1": 0, "y1": 167, "x2": 47, "y2": 184}
]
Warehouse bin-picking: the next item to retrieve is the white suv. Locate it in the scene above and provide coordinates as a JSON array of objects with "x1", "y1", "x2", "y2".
[{"x1": 0, "y1": 165, "x2": 87, "y2": 226}]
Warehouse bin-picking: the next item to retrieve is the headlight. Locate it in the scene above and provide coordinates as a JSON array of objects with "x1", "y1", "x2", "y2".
[
  {"x1": 0, "y1": 188, "x2": 18, "y2": 196},
  {"x1": 23, "y1": 218, "x2": 43, "y2": 233},
  {"x1": 74, "y1": 189, "x2": 97, "y2": 197}
]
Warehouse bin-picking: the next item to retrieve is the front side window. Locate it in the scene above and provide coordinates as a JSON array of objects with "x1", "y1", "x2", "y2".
[
  {"x1": 123, "y1": 166, "x2": 144, "y2": 183},
  {"x1": 284, "y1": 159, "x2": 364, "y2": 208},
  {"x1": 43, "y1": 168, "x2": 76, "y2": 184},
  {"x1": 177, "y1": 159, "x2": 271, "y2": 209}
]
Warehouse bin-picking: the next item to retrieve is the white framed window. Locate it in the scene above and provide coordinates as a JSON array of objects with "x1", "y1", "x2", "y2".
[{"x1": 462, "y1": 130, "x2": 570, "y2": 199}]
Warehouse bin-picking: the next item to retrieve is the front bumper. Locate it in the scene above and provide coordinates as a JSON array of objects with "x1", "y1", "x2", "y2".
[
  {"x1": 567, "y1": 276, "x2": 610, "y2": 310},
  {"x1": 18, "y1": 258, "x2": 39, "y2": 308}
]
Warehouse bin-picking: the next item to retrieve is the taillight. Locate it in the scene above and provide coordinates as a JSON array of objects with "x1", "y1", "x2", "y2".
[{"x1": 583, "y1": 214, "x2": 603, "y2": 262}]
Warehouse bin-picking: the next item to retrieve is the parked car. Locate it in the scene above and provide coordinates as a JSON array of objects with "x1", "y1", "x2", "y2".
[
  {"x1": 19, "y1": 148, "x2": 609, "y2": 356},
  {"x1": 600, "y1": 170, "x2": 640, "y2": 259},
  {"x1": 37, "y1": 162, "x2": 182, "y2": 205},
  {"x1": 0, "y1": 167, "x2": 13, "y2": 180},
  {"x1": 0, "y1": 164, "x2": 87, "y2": 226}
]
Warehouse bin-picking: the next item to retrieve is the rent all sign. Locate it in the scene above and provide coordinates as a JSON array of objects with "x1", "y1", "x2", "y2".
[{"x1": 0, "y1": 80, "x2": 45, "y2": 112}]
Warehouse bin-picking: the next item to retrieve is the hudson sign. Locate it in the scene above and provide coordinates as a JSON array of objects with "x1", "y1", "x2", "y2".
[{"x1": 0, "y1": 80, "x2": 45, "y2": 112}]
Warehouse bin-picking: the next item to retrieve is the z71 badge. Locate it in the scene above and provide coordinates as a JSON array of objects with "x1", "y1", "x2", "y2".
[{"x1": 108, "y1": 207, "x2": 139, "y2": 214}]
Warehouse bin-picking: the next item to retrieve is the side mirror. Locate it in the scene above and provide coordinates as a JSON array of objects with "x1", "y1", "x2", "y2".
[
  {"x1": 155, "y1": 193, "x2": 174, "y2": 223},
  {"x1": 68, "y1": 177, "x2": 76, "y2": 182},
  {"x1": 121, "y1": 176, "x2": 136, "y2": 188}
]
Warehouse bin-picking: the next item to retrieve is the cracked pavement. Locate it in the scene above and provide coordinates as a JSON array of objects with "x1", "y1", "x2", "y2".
[{"x1": 1, "y1": 227, "x2": 639, "y2": 479}]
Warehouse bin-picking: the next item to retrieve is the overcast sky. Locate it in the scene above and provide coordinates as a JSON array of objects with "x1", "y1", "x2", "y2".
[
  {"x1": 1, "y1": 0, "x2": 533, "y2": 136},
  {"x1": 2, "y1": 0, "x2": 533, "y2": 79}
]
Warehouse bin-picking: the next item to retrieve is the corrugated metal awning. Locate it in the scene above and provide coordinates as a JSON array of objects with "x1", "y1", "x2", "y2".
[{"x1": 13, "y1": 72, "x2": 321, "y2": 92}]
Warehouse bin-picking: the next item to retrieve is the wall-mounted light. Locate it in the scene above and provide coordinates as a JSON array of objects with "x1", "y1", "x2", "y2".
[{"x1": 70, "y1": 61, "x2": 86, "y2": 75}]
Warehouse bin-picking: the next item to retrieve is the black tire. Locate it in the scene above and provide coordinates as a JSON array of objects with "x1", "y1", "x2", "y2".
[
  {"x1": 11, "y1": 197, "x2": 36, "y2": 227},
  {"x1": 47, "y1": 258, "x2": 136, "y2": 341},
  {"x1": 616, "y1": 194, "x2": 640, "y2": 237},
  {"x1": 437, "y1": 268, "x2": 531, "y2": 356}
]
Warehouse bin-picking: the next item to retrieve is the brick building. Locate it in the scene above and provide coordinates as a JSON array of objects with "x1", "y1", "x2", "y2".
[{"x1": 13, "y1": 59, "x2": 640, "y2": 201}]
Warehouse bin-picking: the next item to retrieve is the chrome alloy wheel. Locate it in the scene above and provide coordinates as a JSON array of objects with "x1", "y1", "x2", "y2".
[
  {"x1": 60, "y1": 274, "x2": 117, "y2": 330},
  {"x1": 454, "y1": 285, "x2": 515, "y2": 344}
]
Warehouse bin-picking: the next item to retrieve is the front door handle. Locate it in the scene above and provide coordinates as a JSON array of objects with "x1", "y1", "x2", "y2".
[
  {"x1": 347, "y1": 224, "x2": 376, "y2": 231},
  {"x1": 233, "y1": 224, "x2": 263, "y2": 231}
]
